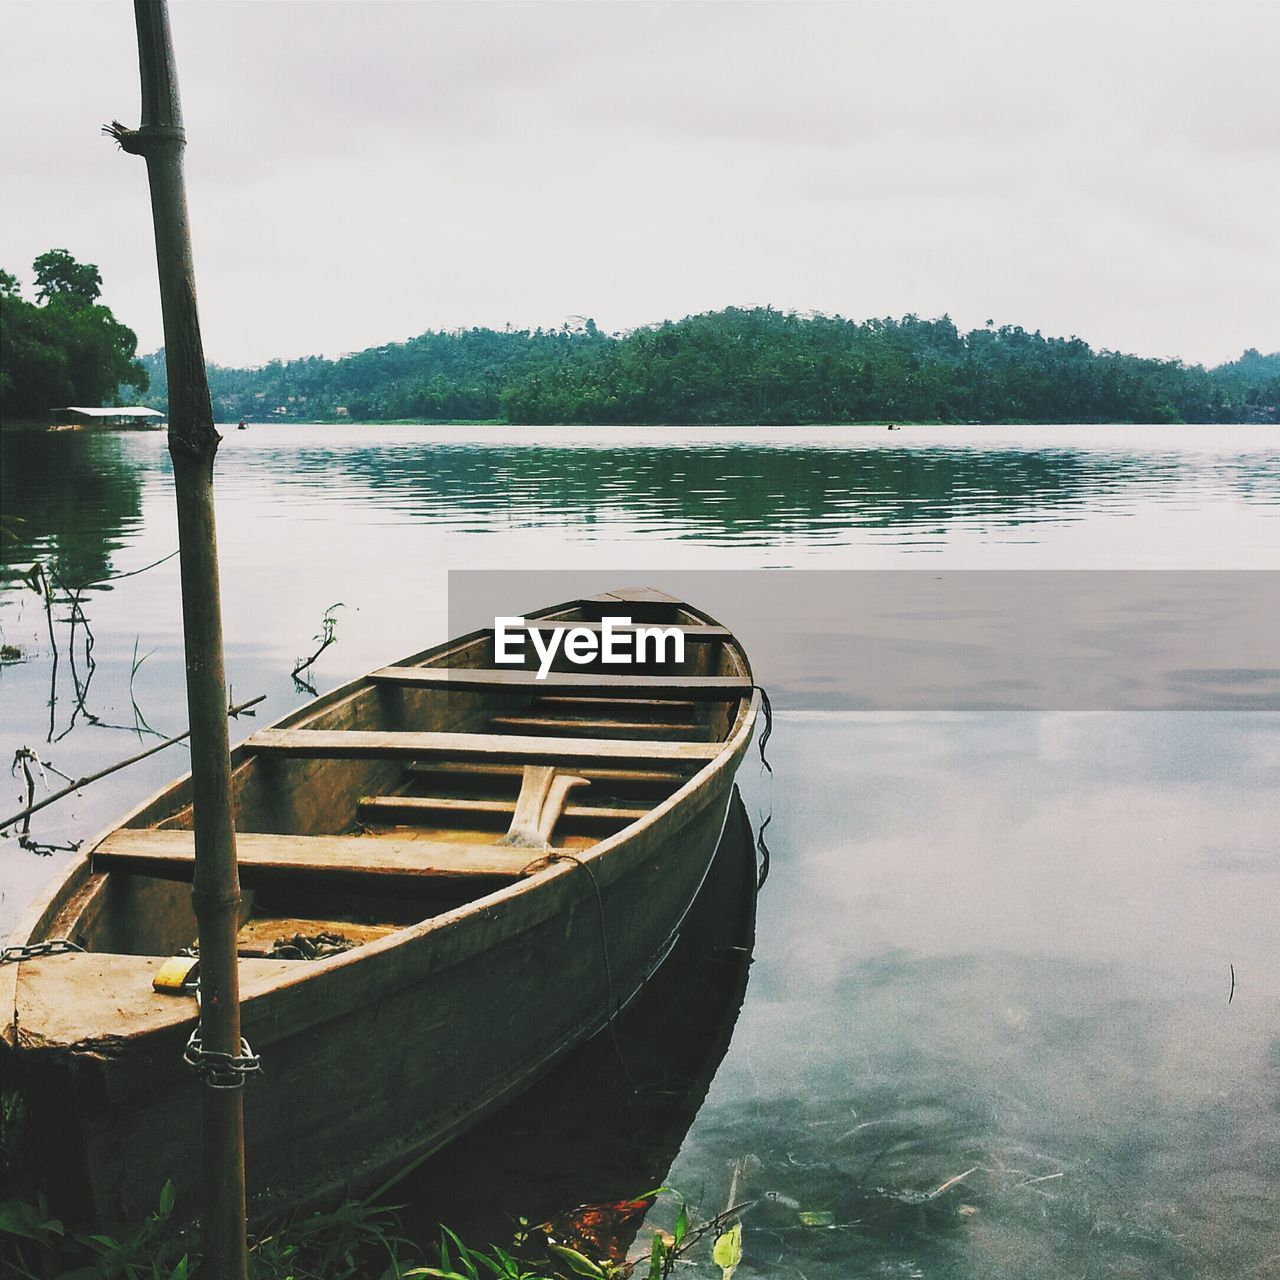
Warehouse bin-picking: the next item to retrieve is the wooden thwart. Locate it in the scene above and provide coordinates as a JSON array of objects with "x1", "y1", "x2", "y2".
[
  {"x1": 533, "y1": 696, "x2": 699, "y2": 723},
  {"x1": 404, "y1": 761, "x2": 692, "y2": 786},
  {"x1": 486, "y1": 716, "x2": 708, "y2": 741},
  {"x1": 94, "y1": 829, "x2": 543, "y2": 882},
  {"x1": 495, "y1": 620, "x2": 730, "y2": 641},
  {"x1": 369, "y1": 669, "x2": 752, "y2": 699},
  {"x1": 246, "y1": 729, "x2": 723, "y2": 764},
  {"x1": 359, "y1": 795, "x2": 647, "y2": 823}
]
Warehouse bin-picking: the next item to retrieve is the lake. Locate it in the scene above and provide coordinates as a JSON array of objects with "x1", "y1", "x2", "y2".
[{"x1": 1, "y1": 423, "x2": 1277, "y2": 1278}]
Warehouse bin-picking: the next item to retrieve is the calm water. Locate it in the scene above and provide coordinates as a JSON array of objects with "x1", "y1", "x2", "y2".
[{"x1": 1, "y1": 423, "x2": 1277, "y2": 1278}]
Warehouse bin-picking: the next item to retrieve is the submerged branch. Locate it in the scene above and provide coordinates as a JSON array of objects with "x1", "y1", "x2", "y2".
[
  {"x1": 0, "y1": 693, "x2": 265, "y2": 837},
  {"x1": 291, "y1": 602, "x2": 345, "y2": 693}
]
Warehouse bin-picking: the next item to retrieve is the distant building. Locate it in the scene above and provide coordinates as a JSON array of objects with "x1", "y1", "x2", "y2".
[
  {"x1": 334, "y1": 406, "x2": 350, "y2": 417},
  {"x1": 52, "y1": 406, "x2": 166, "y2": 429}
]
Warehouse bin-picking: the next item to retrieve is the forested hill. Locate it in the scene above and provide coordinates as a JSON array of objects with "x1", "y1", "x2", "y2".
[{"x1": 139, "y1": 309, "x2": 1280, "y2": 425}]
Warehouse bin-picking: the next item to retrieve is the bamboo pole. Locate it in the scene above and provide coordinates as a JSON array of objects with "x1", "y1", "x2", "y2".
[{"x1": 107, "y1": 4, "x2": 248, "y2": 1275}]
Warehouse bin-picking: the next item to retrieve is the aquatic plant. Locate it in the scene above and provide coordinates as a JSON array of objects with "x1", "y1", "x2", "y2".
[{"x1": 0, "y1": 1176, "x2": 747, "y2": 1280}]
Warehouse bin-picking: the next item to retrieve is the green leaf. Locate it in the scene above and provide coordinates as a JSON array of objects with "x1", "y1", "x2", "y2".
[
  {"x1": 441, "y1": 1227, "x2": 479, "y2": 1280},
  {"x1": 672, "y1": 1203, "x2": 688, "y2": 1248},
  {"x1": 0, "y1": 1196, "x2": 62, "y2": 1241},
  {"x1": 158, "y1": 1180, "x2": 176, "y2": 1219},
  {"x1": 547, "y1": 1244, "x2": 607, "y2": 1278},
  {"x1": 646, "y1": 1236, "x2": 667, "y2": 1280},
  {"x1": 712, "y1": 1222, "x2": 742, "y2": 1280}
]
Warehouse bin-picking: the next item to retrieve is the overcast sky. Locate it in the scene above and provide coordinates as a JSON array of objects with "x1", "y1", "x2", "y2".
[{"x1": 3, "y1": 1, "x2": 1277, "y2": 367}]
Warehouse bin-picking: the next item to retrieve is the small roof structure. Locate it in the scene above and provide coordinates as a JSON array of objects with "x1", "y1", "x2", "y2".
[{"x1": 58, "y1": 406, "x2": 165, "y2": 419}]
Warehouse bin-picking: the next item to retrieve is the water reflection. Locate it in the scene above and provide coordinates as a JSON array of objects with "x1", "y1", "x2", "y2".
[
  {"x1": 0, "y1": 424, "x2": 1276, "y2": 1278},
  {"x1": 231, "y1": 432, "x2": 1280, "y2": 547},
  {"x1": 397, "y1": 787, "x2": 759, "y2": 1253},
  {"x1": 670, "y1": 714, "x2": 1280, "y2": 1279},
  {"x1": 0, "y1": 428, "x2": 144, "y2": 583}
]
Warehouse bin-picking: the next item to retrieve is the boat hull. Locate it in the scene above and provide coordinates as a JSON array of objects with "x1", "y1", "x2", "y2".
[
  {"x1": 19, "y1": 770, "x2": 741, "y2": 1224},
  {"x1": 3, "y1": 590, "x2": 758, "y2": 1226}
]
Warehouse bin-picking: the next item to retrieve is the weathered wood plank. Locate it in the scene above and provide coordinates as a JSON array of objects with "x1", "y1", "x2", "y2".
[
  {"x1": 14, "y1": 953, "x2": 295, "y2": 1047},
  {"x1": 368, "y1": 669, "x2": 751, "y2": 699},
  {"x1": 246, "y1": 729, "x2": 724, "y2": 763},
  {"x1": 495, "y1": 620, "x2": 729, "y2": 640},
  {"x1": 404, "y1": 761, "x2": 692, "y2": 786},
  {"x1": 358, "y1": 795, "x2": 648, "y2": 823},
  {"x1": 532, "y1": 696, "x2": 699, "y2": 723},
  {"x1": 94, "y1": 829, "x2": 544, "y2": 881},
  {"x1": 583, "y1": 587, "x2": 685, "y2": 605},
  {"x1": 486, "y1": 716, "x2": 708, "y2": 741}
]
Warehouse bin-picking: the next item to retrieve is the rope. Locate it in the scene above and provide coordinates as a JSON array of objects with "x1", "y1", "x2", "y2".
[
  {"x1": 541, "y1": 850, "x2": 641, "y2": 1096},
  {"x1": 752, "y1": 684, "x2": 773, "y2": 773},
  {"x1": 754, "y1": 810, "x2": 773, "y2": 891},
  {"x1": 527, "y1": 683, "x2": 776, "y2": 1089},
  {"x1": 749, "y1": 683, "x2": 775, "y2": 887}
]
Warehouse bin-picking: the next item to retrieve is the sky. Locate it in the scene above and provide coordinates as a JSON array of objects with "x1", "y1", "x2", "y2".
[{"x1": 2, "y1": 0, "x2": 1278, "y2": 368}]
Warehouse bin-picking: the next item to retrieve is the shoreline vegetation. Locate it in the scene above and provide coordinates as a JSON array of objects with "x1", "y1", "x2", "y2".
[
  {"x1": 4, "y1": 255, "x2": 1278, "y2": 429},
  {"x1": 2, "y1": 1092, "x2": 735, "y2": 1280},
  {"x1": 135, "y1": 308, "x2": 1279, "y2": 427}
]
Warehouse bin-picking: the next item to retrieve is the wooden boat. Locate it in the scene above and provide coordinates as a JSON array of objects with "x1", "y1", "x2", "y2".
[{"x1": 1, "y1": 588, "x2": 759, "y2": 1227}]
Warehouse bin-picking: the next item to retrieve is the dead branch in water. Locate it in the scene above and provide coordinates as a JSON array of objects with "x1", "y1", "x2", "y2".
[
  {"x1": 0, "y1": 694, "x2": 265, "y2": 837},
  {"x1": 291, "y1": 602, "x2": 344, "y2": 692}
]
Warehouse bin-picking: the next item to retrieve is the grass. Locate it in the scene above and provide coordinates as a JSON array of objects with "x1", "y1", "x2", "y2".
[
  {"x1": 2, "y1": 1090, "x2": 745, "y2": 1279},
  {"x1": 1, "y1": 1186, "x2": 746, "y2": 1280}
]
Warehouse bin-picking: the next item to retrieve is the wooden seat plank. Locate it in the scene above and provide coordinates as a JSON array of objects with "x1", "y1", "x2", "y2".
[
  {"x1": 368, "y1": 669, "x2": 751, "y2": 699},
  {"x1": 404, "y1": 761, "x2": 691, "y2": 787},
  {"x1": 358, "y1": 795, "x2": 648, "y2": 823},
  {"x1": 246, "y1": 729, "x2": 723, "y2": 763},
  {"x1": 583, "y1": 587, "x2": 685, "y2": 605},
  {"x1": 94, "y1": 829, "x2": 544, "y2": 882},
  {"x1": 533, "y1": 696, "x2": 699, "y2": 723},
  {"x1": 15, "y1": 953, "x2": 296, "y2": 1046},
  {"x1": 497, "y1": 621, "x2": 729, "y2": 641},
  {"x1": 486, "y1": 716, "x2": 707, "y2": 742}
]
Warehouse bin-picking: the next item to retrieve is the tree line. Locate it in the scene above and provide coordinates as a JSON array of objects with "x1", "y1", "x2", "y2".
[
  {"x1": 0, "y1": 250, "x2": 148, "y2": 420},
  {"x1": 142, "y1": 308, "x2": 1279, "y2": 425},
  {"x1": 4, "y1": 254, "x2": 1276, "y2": 426}
]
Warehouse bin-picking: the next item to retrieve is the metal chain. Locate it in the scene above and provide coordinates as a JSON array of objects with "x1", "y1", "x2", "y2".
[
  {"x1": 183, "y1": 1026, "x2": 262, "y2": 1090},
  {"x1": 181, "y1": 977, "x2": 261, "y2": 1090},
  {"x1": 0, "y1": 938, "x2": 84, "y2": 964}
]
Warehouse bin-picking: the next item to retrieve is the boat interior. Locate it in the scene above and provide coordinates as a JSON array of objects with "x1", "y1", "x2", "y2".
[{"x1": 36, "y1": 593, "x2": 754, "y2": 978}]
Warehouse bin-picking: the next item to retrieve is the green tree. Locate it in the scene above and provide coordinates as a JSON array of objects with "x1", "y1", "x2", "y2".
[
  {"x1": 134, "y1": 307, "x2": 1277, "y2": 426},
  {"x1": 32, "y1": 247, "x2": 103, "y2": 305},
  {"x1": 0, "y1": 252, "x2": 147, "y2": 421}
]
